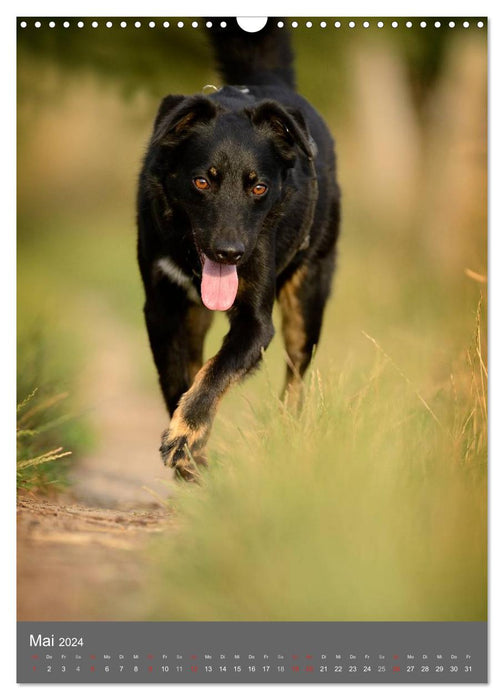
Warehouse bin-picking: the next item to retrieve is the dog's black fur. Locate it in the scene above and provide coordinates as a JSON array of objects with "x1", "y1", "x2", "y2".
[{"x1": 137, "y1": 19, "x2": 340, "y2": 479}]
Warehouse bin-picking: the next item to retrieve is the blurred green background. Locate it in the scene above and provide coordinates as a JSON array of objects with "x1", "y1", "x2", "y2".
[{"x1": 17, "y1": 19, "x2": 487, "y2": 620}]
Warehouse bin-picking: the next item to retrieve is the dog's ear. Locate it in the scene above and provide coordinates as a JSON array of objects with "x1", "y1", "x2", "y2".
[
  {"x1": 251, "y1": 101, "x2": 314, "y2": 165},
  {"x1": 153, "y1": 95, "x2": 186, "y2": 132},
  {"x1": 152, "y1": 95, "x2": 218, "y2": 146}
]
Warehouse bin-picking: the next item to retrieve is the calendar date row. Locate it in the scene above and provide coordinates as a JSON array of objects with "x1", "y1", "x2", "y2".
[{"x1": 33, "y1": 663, "x2": 474, "y2": 674}]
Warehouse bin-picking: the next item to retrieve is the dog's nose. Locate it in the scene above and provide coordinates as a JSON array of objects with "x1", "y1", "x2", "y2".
[{"x1": 214, "y1": 243, "x2": 244, "y2": 265}]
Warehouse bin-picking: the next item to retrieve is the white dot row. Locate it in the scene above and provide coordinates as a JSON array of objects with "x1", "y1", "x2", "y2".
[
  {"x1": 283, "y1": 19, "x2": 485, "y2": 29},
  {"x1": 19, "y1": 20, "x2": 206, "y2": 29},
  {"x1": 19, "y1": 20, "x2": 205, "y2": 29},
  {"x1": 19, "y1": 19, "x2": 486, "y2": 30}
]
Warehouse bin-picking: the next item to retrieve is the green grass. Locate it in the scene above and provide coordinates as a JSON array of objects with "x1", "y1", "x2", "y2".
[
  {"x1": 17, "y1": 388, "x2": 72, "y2": 491},
  {"x1": 17, "y1": 313, "x2": 93, "y2": 492},
  {"x1": 140, "y1": 302, "x2": 486, "y2": 622}
]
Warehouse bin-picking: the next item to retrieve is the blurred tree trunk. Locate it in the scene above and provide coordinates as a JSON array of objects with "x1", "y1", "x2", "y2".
[
  {"x1": 419, "y1": 36, "x2": 487, "y2": 277},
  {"x1": 347, "y1": 41, "x2": 421, "y2": 235}
]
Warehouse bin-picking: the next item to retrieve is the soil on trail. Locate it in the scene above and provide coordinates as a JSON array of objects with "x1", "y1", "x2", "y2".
[
  {"x1": 17, "y1": 299, "x2": 176, "y2": 621},
  {"x1": 17, "y1": 496, "x2": 170, "y2": 621}
]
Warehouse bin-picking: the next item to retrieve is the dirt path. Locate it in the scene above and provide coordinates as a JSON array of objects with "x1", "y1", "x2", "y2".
[
  {"x1": 17, "y1": 298, "x2": 175, "y2": 621},
  {"x1": 17, "y1": 496, "x2": 170, "y2": 620}
]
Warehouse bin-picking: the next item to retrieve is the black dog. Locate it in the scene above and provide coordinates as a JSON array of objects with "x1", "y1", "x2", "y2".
[{"x1": 137, "y1": 19, "x2": 340, "y2": 480}]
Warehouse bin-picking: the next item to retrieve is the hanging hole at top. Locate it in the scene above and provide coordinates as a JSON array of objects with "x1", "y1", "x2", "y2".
[{"x1": 236, "y1": 17, "x2": 268, "y2": 33}]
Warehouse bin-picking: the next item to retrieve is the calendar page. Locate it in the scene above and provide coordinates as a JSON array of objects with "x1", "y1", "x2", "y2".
[{"x1": 16, "y1": 15, "x2": 487, "y2": 684}]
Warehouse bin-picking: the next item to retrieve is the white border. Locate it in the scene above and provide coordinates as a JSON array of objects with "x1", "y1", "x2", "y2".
[
  {"x1": 4, "y1": 1, "x2": 500, "y2": 17},
  {"x1": 3, "y1": 1, "x2": 502, "y2": 698}
]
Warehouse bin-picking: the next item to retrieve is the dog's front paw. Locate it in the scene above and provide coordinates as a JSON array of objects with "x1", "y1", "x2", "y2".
[{"x1": 160, "y1": 413, "x2": 207, "y2": 481}]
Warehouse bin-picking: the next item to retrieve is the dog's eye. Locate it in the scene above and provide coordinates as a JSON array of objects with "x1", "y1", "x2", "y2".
[
  {"x1": 193, "y1": 177, "x2": 210, "y2": 191},
  {"x1": 252, "y1": 183, "x2": 268, "y2": 197}
]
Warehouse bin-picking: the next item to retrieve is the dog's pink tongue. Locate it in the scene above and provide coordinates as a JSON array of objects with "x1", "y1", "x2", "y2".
[{"x1": 201, "y1": 255, "x2": 239, "y2": 311}]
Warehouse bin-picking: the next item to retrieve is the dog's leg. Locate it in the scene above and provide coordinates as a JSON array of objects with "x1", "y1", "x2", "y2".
[
  {"x1": 160, "y1": 298, "x2": 275, "y2": 480},
  {"x1": 278, "y1": 252, "x2": 335, "y2": 410},
  {"x1": 144, "y1": 282, "x2": 213, "y2": 416},
  {"x1": 185, "y1": 303, "x2": 214, "y2": 384}
]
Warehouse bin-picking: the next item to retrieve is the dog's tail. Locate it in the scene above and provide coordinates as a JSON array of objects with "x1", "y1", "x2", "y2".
[{"x1": 206, "y1": 18, "x2": 295, "y2": 90}]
